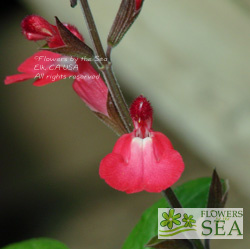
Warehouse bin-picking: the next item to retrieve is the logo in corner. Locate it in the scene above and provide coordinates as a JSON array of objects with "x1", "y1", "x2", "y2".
[
  {"x1": 159, "y1": 208, "x2": 197, "y2": 238},
  {"x1": 158, "y1": 208, "x2": 243, "y2": 239}
]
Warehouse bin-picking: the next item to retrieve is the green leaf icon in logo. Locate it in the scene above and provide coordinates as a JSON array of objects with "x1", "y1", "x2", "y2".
[
  {"x1": 160, "y1": 209, "x2": 181, "y2": 229},
  {"x1": 182, "y1": 213, "x2": 196, "y2": 228}
]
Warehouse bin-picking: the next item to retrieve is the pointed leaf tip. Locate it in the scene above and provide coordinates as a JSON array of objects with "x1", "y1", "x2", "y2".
[{"x1": 207, "y1": 169, "x2": 229, "y2": 208}]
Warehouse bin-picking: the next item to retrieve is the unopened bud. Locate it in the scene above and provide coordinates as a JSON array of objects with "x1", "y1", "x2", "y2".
[{"x1": 108, "y1": 0, "x2": 144, "y2": 47}]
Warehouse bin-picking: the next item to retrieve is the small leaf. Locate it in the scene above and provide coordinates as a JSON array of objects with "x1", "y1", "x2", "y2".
[
  {"x1": 207, "y1": 169, "x2": 229, "y2": 208},
  {"x1": 1, "y1": 238, "x2": 69, "y2": 249},
  {"x1": 146, "y1": 236, "x2": 193, "y2": 249},
  {"x1": 44, "y1": 17, "x2": 94, "y2": 60},
  {"x1": 207, "y1": 169, "x2": 222, "y2": 208}
]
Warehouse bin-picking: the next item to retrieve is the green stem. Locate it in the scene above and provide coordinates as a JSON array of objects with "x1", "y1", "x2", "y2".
[
  {"x1": 162, "y1": 188, "x2": 205, "y2": 249},
  {"x1": 79, "y1": 0, "x2": 133, "y2": 133}
]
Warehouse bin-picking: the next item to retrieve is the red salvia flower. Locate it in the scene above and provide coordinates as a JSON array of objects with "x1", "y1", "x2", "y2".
[
  {"x1": 4, "y1": 15, "x2": 108, "y2": 116},
  {"x1": 21, "y1": 15, "x2": 84, "y2": 48},
  {"x1": 99, "y1": 96, "x2": 184, "y2": 193}
]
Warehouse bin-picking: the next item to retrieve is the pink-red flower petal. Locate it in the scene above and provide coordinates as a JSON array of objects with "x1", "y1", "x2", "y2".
[
  {"x1": 73, "y1": 61, "x2": 108, "y2": 115},
  {"x1": 99, "y1": 131, "x2": 184, "y2": 193},
  {"x1": 21, "y1": 15, "x2": 84, "y2": 48},
  {"x1": 4, "y1": 73, "x2": 35, "y2": 85},
  {"x1": 21, "y1": 15, "x2": 55, "y2": 41},
  {"x1": 4, "y1": 51, "x2": 76, "y2": 86}
]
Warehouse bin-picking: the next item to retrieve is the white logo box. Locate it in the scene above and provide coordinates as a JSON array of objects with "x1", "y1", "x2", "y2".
[{"x1": 158, "y1": 208, "x2": 243, "y2": 239}]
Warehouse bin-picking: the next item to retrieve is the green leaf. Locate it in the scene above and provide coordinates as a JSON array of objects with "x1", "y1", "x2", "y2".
[
  {"x1": 122, "y1": 177, "x2": 212, "y2": 249},
  {"x1": 1, "y1": 238, "x2": 69, "y2": 249}
]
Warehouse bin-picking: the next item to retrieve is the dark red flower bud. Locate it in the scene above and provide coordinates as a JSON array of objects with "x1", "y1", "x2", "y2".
[
  {"x1": 21, "y1": 15, "x2": 55, "y2": 41},
  {"x1": 21, "y1": 15, "x2": 84, "y2": 49}
]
